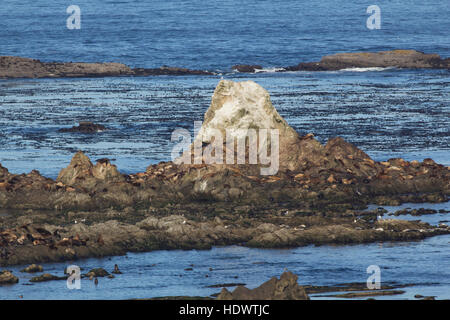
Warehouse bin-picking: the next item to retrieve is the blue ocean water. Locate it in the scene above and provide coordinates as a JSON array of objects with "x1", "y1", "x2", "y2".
[
  {"x1": 0, "y1": 0, "x2": 449, "y2": 69},
  {"x1": 0, "y1": 1, "x2": 449, "y2": 299}
]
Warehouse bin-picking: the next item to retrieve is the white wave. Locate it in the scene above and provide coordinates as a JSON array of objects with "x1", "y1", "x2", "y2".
[
  {"x1": 254, "y1": 67, "x2": 286, "y2": 73},
  {"x1": 339, "y1": 67, "x2": 395, "y2": 72}
]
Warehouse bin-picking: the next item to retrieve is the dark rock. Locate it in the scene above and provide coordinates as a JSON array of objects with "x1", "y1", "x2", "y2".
[
  {"x1": 217, "y1": 271, "x2": 309, "y2": 300},
  {"x1": 132, "y1": 66, "x2": 214, "y2": 76},
  {"x1": 30, "y1": 273, "x2": 65, "y2": 282},
  {"x1": 231, "y1": 65, "x2": 263, "y2": 73},
  {"x1": 85, "y1": 268, "x2": 110, "y2": 278},
  {"x1": 0, "y1": 56, "x2": 133, "y2": 79},
  {"x1": 58, "y1": 122, "x2": 107, "y2": 133}
]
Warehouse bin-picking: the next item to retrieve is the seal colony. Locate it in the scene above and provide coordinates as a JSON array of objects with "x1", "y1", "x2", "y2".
[
  {"x1": 1, "y1": 49, "x2": 448, "y2": 79},
  {"x1": 0, "y1": 80, "x2": 449, "y2": 266}
]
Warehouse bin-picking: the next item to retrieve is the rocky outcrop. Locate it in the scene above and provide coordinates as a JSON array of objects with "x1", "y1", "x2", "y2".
[
  {"x1": 56, "y1": 151, "x2": 124, "y2": 188},
  {"x1": 0, "y1": 56, "x2": 215, "y2": 79},
  {"x1": 58, "y1": 122, "x2": 107, "y2": 133},
  {"x1": 0, "y1": 80, "x2": 449, "y2": 266},
  {"x1": 286, "y1": 50, "x2": 449, "y2": 71},
  {"x1": 1, "y1": 207, "x2": 447, "y2": 266},
  {"x1": 0, "y1": 270, "x2": 19, "y2": 284},
  {"x1": 189, "y1": 80, "x2": 301, "y2": 172},
  {"x1": 217, "y1": 271, "x2": 309, "y2": 300},
  {"x1": 2, "y1": 50, "x2": 448, "y2": 79},
  {"x1": 0, "y1": 80, "x2": 448, "y2": 211},
  {"x1": 0, "y1": 56, "x2": 133, "y2": 78}
]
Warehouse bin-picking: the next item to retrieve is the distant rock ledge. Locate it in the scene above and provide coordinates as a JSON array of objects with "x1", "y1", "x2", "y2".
[
  {"x1": 0, "y1": 56, "x2": 214, "y2": 79},
  {"x1": 235, "y1": 50, "x2": 449, "y2": 73},
  {"x1": 284, "y1": 49, "x2": 450, "y2": 72},
  {"x1": 1, "y1": 50, "x2": 448, "y2": 79}
]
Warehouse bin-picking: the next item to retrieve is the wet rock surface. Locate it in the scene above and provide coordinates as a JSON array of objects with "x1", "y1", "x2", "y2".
[
  {"x1": 231, "y1": 65, "x2": 263, "y2": 73},
  {"x1": 217, "y1": 271, "x2": 309, "y2": 300},
  {"x1": 58, "y1": 122, "x2": 107, "y2": 133}
]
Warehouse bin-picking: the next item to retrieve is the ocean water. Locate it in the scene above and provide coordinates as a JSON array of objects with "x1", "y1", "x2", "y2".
[
  {"x1": 0, "y1": 0, "x2": 449, "y2": 69},
  {"x1": 0, "y1": 0, "x2": 449, "y2": 299}
]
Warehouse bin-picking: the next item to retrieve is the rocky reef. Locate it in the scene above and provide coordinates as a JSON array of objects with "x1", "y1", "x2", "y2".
[
  {"x1": 0, "y1": 79, "x2": 449, "y2": 266},
  {"x1": 0, "y1": 56, "x2": 133, "y2": 79},
  {"x1": 58, "y1": 122, "x2": 107, "y2": 133},
  {"x1": 1, "y1": 50, "x2": 448, "y2": 79},
  {"x1": 0, "y1": 56, "x2": 214, "y2": 79},
  {"x1": 284, "y1": 49, "x2": 450, "y2": 71}
]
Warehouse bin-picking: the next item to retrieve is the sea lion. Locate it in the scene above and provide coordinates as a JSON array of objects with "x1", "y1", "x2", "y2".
[{"x1": 112, "y1": 264, "x2": 122, "y2": 274}]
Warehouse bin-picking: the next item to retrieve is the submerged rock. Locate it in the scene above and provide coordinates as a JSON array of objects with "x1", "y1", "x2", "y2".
[
  {"x1": 30, "y1": 273, "x2": 65, "y2": 282},
  {"x1": 231, "y1": 65, "x2": 263, "y2": 73},
  {"x1": 217, "y1": 271, "x2": 309, "y2": 300},
  {"x1": 57, "y1": 151, "x2": 123, "y2": 188},
  {"x1": 58, "y1": 122, "x2": 107, "y2": 133},
  {"x1": 133, "y1": 66, "x2": 214, "y2": 76}
]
